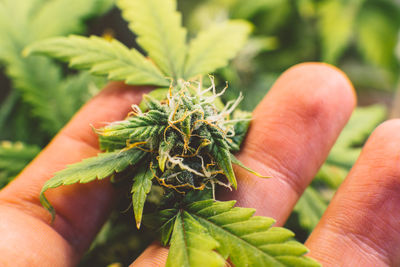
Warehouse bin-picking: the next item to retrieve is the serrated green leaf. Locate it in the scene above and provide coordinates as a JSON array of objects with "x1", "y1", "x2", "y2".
[
  {"x1": 25, "y1": 35, "x2": 169, "y2": 87},
  {"x1": 40, "y1": 149, "x2": 146, "y2": 219},
  {"x1": 188, "y1": 200, "x2": 320, "y2": 267},
  {"x1": 0, "y1": 141, "x2": 40, "y2": 188},
  {"x1": 143, "y1": 208, "x2": 178, "y2": 246},
  {"x1": 0, "y1": 0, "x2": 112, "y2": 136},
  {"x1": 208, "y1": 127, "x2": 237, "y2": 189},
  {"x1": 166, "y1": 211, "x2": 225, "y2": 267},
  {"x1": 319, "y1": 0, "x2": 365, "y2": 64},
  {"x1": 99, "y1": 109, "x2": 168, "y2": 151},
  {"x1": 226, "y1": 109, "x2": 252, "y2": 152},
  {"x1": 117, "y1": 0, "x2": 187, "y2": 79},
  {"x1": 131, "y1": 162, "x2": 154, "y2": 229},
  {"x1": 184, "y1": 21, "x2": 251, "y2": 79}
]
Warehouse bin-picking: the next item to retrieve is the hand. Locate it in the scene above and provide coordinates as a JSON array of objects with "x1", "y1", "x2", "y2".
[{"x1": 0, "y1": 63, "x2": 398, "y2": 266}]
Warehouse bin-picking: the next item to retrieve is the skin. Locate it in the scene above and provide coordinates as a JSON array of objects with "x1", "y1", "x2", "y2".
[{"x1": 0, "y1": 63, "x2": 399, "y2": 266}]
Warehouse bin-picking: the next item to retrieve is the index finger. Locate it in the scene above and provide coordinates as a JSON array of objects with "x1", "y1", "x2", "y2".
[
  {"x1": 0, "y1": 82, "x2": 150, "y2": 255},
  {"x1": 220, "y1": 63, "x2": 356, "y2": 225}
]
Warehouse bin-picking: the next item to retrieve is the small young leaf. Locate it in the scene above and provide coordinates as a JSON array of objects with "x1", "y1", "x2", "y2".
[
  {"x1": 184, "y1": 21, "x2": 251, "y2": 79},
  {"x1": 40, "y1": 149, "x2": 146, "y2": 218},
  {"x1": 230, "y1": 154, "x2": 270, "y2": 179},
  {"x1": 209, "y1": 127, "x2": 237, "y2": 189},
  {"x1": 166, "y1": 211, "x2": 225, "y2": 267},
  {"x1": 131, "y1": 162, "x2": 155, "y2": 229},
  {"x1": 99, "y1": 109, "x2": 168, "y2": 151},
  {"x1": 188, "y1": 200, "x2": 321, "y2": 267},
  {"x1": 117, "y1": 0, "x2": 187, "y2": 79},
  {"x1": 24, "y1": 35, "x2": 169, "y2": 87},
  {"x1": 226, "y1": 109, "x2": 252, "y2": 152}
]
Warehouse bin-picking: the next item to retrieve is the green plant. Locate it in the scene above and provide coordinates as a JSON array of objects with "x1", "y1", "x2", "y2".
[
  {"x1": 26, "y1": 0, "x2": 320, "y2": 266},
  {"x1": 0, "y1": 0, "x2": 113, "y2": 187}
]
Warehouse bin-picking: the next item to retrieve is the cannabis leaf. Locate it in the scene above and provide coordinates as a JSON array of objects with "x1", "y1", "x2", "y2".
[
  {"x1": 328, "y1": 105, "x2": 387, "y2": 168},
  {"x1": 40, "y1": 149, "x2": 146, "y2": 218},
  {"x1": 131, "y1": 163, "x2": 154, "y2": 228},
  {"x1": 0, "y1": 141, "x2": 40, "y2": 188},
  {"x1": 188, "y1": 200, "x2": 320, "y2": 267},
  {"x1": 166, "y1": 211, "x2": 225, "y2": 267},
  {"x1": 24, "y1": 35, "x2": 169, "y2": 87},
  {"x1": 117, "y1": 0, "x2": 187, "y2": 79},
  {"x1": 225, "y1": 109, "x2": 252, "y2": 152},
  {"x1": 184, "y1": 21, "x2": 251, "y2": 79},
  {"x1": 356, "y1": 2, "x2": 399, "y2": 71},
  {"x1": 209, "y1": 127, "x2": 237, "y2": 189},
  {"x1": 0, "y1": 0, "x2": 112, "y2": 136},
  {"x1": 26, "y1": 0, "x2": 251, "y2": 87},
  {"x1": 319, "y1": 0, "x2": 365, "y2": 63},
  {"x1": 30, "y1": 0, "x2": 115, "y2": 40},
  {"x1": 293, "y1": 187, "x2": 327, "y2": 232}
]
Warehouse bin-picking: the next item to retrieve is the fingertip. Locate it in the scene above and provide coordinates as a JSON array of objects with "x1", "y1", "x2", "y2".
[
  {"x1": 131, "y1": 243, "x2": 169, "y2": 267},
  {"x1": 274, "y1": 62, "x2": 357, "y2": 110}
]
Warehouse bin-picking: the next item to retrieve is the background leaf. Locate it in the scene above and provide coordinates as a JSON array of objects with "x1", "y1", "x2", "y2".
[
  {"x1": 31, "y1": 0, "x2": 115, "y2": 39},
  {"x1": 0, "y1": 0, "x2": 111, "y2": 137},
  {"x1": 328, "y1": 105, "x2": 387, "y2": 168},
  {"x1": 356, "y1": 2, "x2": 399, "y2": 71},
  {"x1": 0, "y1": 141, "x2": 40, "y2": 188},
  {"x1": 117, "y1": 0, "x2": 187, "y2": 79},
  {"x1": 319, "y1": 0, "x2": 365, "y2": 64}
]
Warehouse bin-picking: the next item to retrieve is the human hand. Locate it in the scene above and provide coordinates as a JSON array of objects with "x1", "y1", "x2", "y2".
[{"x1": 0, "y1": 63, "x2": 397, "y2": 266}]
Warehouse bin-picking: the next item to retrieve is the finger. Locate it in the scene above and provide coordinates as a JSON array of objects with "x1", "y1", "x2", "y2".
[
  {"x1": 0, "y1": 83, "x2": 150, "y2": 258},
  {"x1": 306, "y1": 120, "x2": 400, "y2": 266},
  {"x1": 131, "y1": 243, "x2": 169, "y2": 267},
  {"x1": 220, "y1": 62, "x2": 356, "y2": 225}
]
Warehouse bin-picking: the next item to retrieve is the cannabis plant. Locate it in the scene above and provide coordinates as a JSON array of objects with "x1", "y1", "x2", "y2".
[
  {"x1": 26, "y1": 0, "x2": 320, "y2": 266},
  {"x1": 0, "y1": 0, "x2": 114, "y2": 188}
]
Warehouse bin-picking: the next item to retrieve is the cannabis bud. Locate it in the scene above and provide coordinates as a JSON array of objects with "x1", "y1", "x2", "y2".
[
  {"x1": 101, "y1": 79, "x2": 247, "y2": 190},
  {"x1": 98, "y1": 78, "x2": 260, "y2": 226}
]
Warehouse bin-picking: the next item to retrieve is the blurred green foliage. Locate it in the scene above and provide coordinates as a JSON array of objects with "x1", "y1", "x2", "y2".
[{"x1": 0, "y1": 0, "x2": 397, "y2": 265}]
